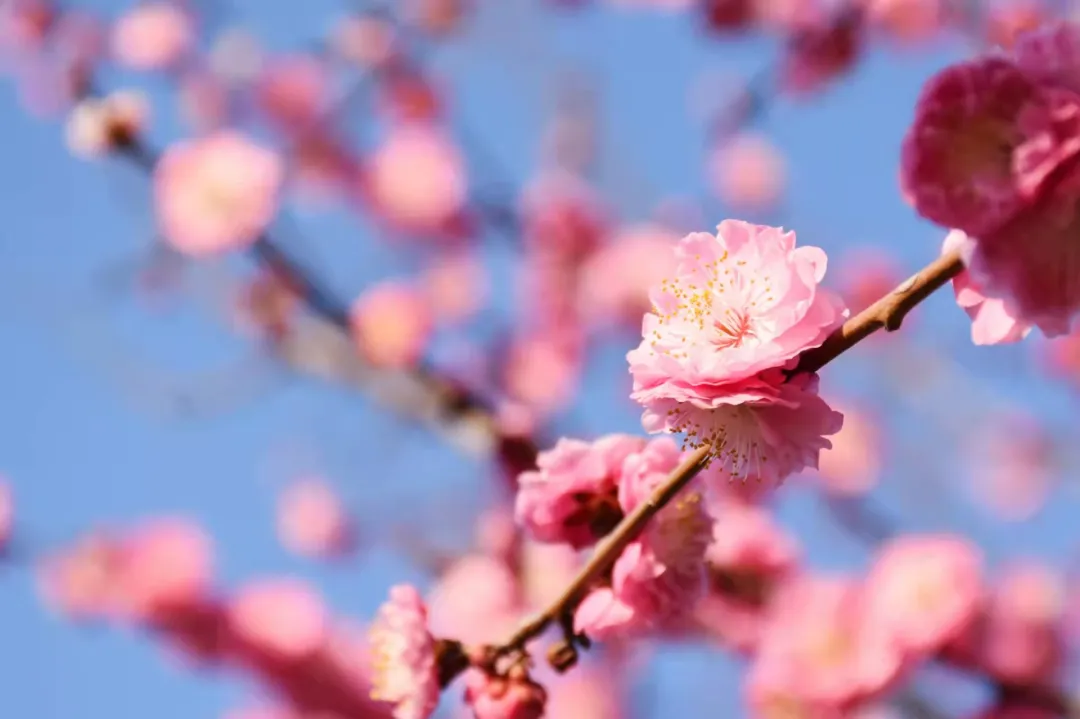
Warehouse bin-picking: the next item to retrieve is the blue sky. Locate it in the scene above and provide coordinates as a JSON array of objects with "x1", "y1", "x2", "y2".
[{"x1": 0, "y1": 1, "x2": 1077, "y2": 717}]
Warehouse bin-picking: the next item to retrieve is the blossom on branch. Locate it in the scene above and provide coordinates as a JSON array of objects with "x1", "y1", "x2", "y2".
[
  {"x1": 627, "y1": 219, "x2": 846, "y2": 485},
  {"x1": 369, "y1": 584, "x2": 441, "y2": 719}
]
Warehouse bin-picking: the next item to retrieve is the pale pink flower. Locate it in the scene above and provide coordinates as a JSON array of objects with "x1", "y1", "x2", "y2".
[
  {"x1": 747, "y1": 575, "x2": 906, "y2": 712},
  {"x1": 111, "y1": 2, "x2": 191, "y2": 71},
  {"x1": 257, "y1": 55, "x2": 326, "y2": 132},
  {"x1": 349, "y1": 280, "x2": 433, "y2": 369},
  {"x1": 944, "y1": 230, "x2": 1032, "y2": 345},
  {"x1": 155, "y1": 131, "x2": 283, "y2": 257},
  {"x1": 463, "y1": 668, "x2": 547, "y2": 719},
  {"x1": 575, "y1": 438, "x2": 712, "y2": 639},
  {"x1": 228, "y1": 579, "x2": 328, "y2": 659},
  {"x1": 502, "y1": 334, "x2": 581, "y2": 417},
  {"x1": 121, "y1": 518, "x2": 213, "y2": 619},
  {"x1": 696, "y1": 499, "x2": 800, "y2": 652},
  {"x1": 900, "y1": 56, "x2": 1080, "y2": 238},
  {"x1": 276, "y1": 477, "x2": 355, "y2": 559},
  {"x1": 366, "y1": 124, "x2": 466, "y2": 234},
  {"x1": 816, "y1": 401, "x2": 882, "y2": 495},
  {"x1": 368, "y1": 584, "x2": 440, "y2": 719},
  {"x1": 578, "y1": 224, "x2": 680, "y2": 330},
  {"x1": 515, "y1": 434, "x2": 646, "y2": 549},
  {"x1": 426, "y1": 554, "x2": 519, "y2": 645},
  {"x1": 542, "y1": 664, "x2": 622, "y2": 719},
  {"x1": 862, "y1": 535, "x2": 983, "y2": 656},
  {"x1": 627, "y1": 220, "x2": 846, "y2": 484},
  {"x1": 66, "y1": 89, "x2": 148, "y2": 159},
  {"x1": 709, "y1": 133, "x2": 786, "y2": 211}
]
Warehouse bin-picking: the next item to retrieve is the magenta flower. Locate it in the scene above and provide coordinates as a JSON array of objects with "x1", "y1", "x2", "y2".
[
  {"x1": 627, "y1": 220, "x2": 846, "y2": 484},
  {"x1": 861, "y1": 535, "x2": 984, "y2": 656},
  {"x1": 154, "y1": 131, "x2": 283, "y2": 257},
  {"x1": 515, "y1": 434, "x2": 646, "y2": 549},
  {"x1": 574, "y1": 438, "x2": 712, "y2": 639},
  {"x1": 944, "y1": 230, "x2": 1032, "y2": 345},
  {"x1": 368, "y1": 584, "x2": 440, "y2": 719}
]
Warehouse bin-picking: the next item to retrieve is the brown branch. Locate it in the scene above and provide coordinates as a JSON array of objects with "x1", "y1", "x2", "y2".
[{"x1": 493, "y1": 245, "x2": 966, "y2": 658}]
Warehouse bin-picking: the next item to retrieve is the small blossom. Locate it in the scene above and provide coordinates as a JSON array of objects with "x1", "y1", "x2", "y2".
[
  {"x1": 111, "y1": 2, "x2": 191, "y2": 71},
  {"x1": 944, "y1": 230, "x2": 1032, "y2": 345},
  {"x1": 121, "y1": 518, "x2": 213, "y2": 620},
  {"x1": 38, "y1": 532, "x2": 127, "y2": 619},
  {"x1": 709, "y1": 132, "x2": 786, "y2": 211},
  {"x1": 349, "y1": 280, "x2": 433, "y2": 369},
  {"x1": 276, "y1": 477, "x2": 355, "y2": 559},
  {"x1": 574, "y1": 438, "x2": 712, "y2": 639},
  {"x1": 66, "y1": 90, "x2": 147, "y2": 159},
  {"x1": 426, "y1": 554, "x2": 519, "y2": 645},
  {"x1": 368, "y1": 585, "x2": 440, "y2": 719},
  {"x1": 154, "y1": 131, "x2": 283, "y2": 257},
  {"x1": 516, "y1": 435, "x2": 645, "y2": 549},
  {"x1": 464, "y1": 668, "x2": 547, "y2": 719},
  {"x1": 862, "y1": 535, "x2": 983, "y2": 656},
  {"x1": 228, "y1": 579, "x2": 328, "y2": 659},
  {"x1": 257, "y1": 55, "x2": 327, "y2": 132},
  {"x1": 816, "y1": 402, "x2": 882, "y2": 495},
  {"x1": 627, "y1": 220, "x2": 846, "y2": 484}
]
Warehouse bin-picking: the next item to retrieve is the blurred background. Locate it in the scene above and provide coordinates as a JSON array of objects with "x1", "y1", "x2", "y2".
[{"x1": 1, "y1": 0, "x2": 1079, "y2": 717}]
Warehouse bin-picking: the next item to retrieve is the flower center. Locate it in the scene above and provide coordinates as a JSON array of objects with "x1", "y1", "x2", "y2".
[{"x1": 711, "y1": 307, "x2": 756, "y2": 349}]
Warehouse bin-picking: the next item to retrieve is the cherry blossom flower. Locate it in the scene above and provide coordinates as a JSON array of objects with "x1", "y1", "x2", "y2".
[
  {"x1": 111, "y1": 2, "x2": 191, "y2": 71},
  {"x1": 816, "y1": 401, "x2": 882, "y2": 495},
  {"x1": 747, "y1": 575, "x2": 906, "y2": 713},
  {"x1": 709, "y1": 132, "x2": 786, "y2": 211},
  {"x1": 426, "y1": 554, "x2": 520, "y2": 645},
  {"x1": 349, "y1": 280, "x2": 434, "y2": 369},
  {"x1": 574, "y1": 438, "x2": 712, "y2": 639},
  {"x1": 228, "y1": 579, "x2": 329, "y2": 659},
  {"x1": 862, "y1": 535, "x2": 984, "y2": 656},
  {"x1": 154, "y1": 131, "x2": 283, "y2": 257},
  {"x1": 276, "y1": 477, "x2": 355, "y2": 559},
  {"x1": 516, "y1": 434, "x2": 645, "y2": 549},
  {"x1": 463, "y1": 668, "x2": 547, "y2": 719},
  {"x1": 627, "y1": 220, "x2": 846, "y2": 484},
  {"x1": 944, "y1": 230, "x2": 1032, "y2": 345},
  {"x1": 368, "y1": 584, "x2": 440, "y2": 719}
]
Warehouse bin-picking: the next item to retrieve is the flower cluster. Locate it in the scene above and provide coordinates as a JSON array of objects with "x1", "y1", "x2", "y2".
[{"x1": 902, "y1": 21, "x2": 1080, "y2": 339}]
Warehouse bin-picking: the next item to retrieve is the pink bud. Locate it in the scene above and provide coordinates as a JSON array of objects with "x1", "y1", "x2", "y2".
[{"x1": 276, "y1": 477, "x2": 355, "y2": 559}]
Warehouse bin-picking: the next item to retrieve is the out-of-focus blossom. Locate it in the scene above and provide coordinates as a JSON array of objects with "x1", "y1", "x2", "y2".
[
  {"x1": 709, "y1": 132, "x2": 786, "y2": 211},
  {"x1": 578, "y1": 224, "x2": 679, "y2": 330},
  {"x1": 836, "y1": 248, "x2": 905, "y2": 317},
  {"x1": 349, "y1": 280, "x2": 434, "y2": 369},
  {"x1": 257, "y1": 55, "x2": 326, "y2": 133},
  {"x1": 464, "y1": 668, "x2": 547, "y2": 719},
  {"x1": 333, "y1": 15, "x2": 397, "y2": 67},
  {"x1": 520, "y1": 170, "x2": 607, "y2": 260},
  {"x1": 276, "y1": 477, "x2": 355, "y2": 559},
  {"x1": 378, "y1": 72, "x2": 443, "y2": 123},
  {"x1": 627, "y1": 220, "x2": 846, "y2": 484},
  {"x1": 229, "y1": 579, "x2": 328, "y2": 659},
  {"x1": 178, "y1": 72, "x2": 229, "y2": 131},
  {"x1": 155, "y1": 131, "x2": 283, "y2": 256},
  {"x1": 696, "y1": 499, "x2": 800, "y2": 652},
  {"x1": 111, "y1": 2, "x2": 191, "y2": 71},
  {"x1": 39, "y1": 533, "x2": 127, "y2": 619},
  {"x1": 208, "y1": 28, "x2": 262, "y2": 85},
  {"x1": 967, "y1": 412, "x2": 1056, "y2": 522},
  {"x1": 575, "y1": 438, "x2": 711, "y2": 639},
  {"x1": 422, "y1": 252, "x2": 488, "y2": 324},
  {"x1": 747, "y1": 575, "x2": 906, "y2": 713},
  {"x1": 542, "y1": 663, "x2": 623, "y2": 719},
  {"x1": 502, "y1": 334, "x2": 581, "y2": 417},
  {"x1": 862, "y1": 0, "x2": 943, "y2": 44},
  {"x1": 779, "y1": 9, "x2": 863, "y2": 96},
  {"x1": 66, "y1": 89, "x2": 147, "y2": 159},
  {"x1": 426, "y1": 554, "x2": 519, "y2": 645},
  {"x1": 944, "y1": 230, "x2": 1032, "y2": 345},
  {"x1": 0, "y1": 0, "x2": 53, "y2": 57},
  {"x1": 516, "y1": 434, "x2": 645, "y2": 549},
  {"x1": 368, "y1": 585, "x2": 440, "y2": 719},
  {"x1": 862, "y1": 535, "x2": 983, "y2": 655},
  {"x1": 816, "y1": 402, "x2": 882, "y2": 495},
  {"x1": 520, "y1": 541, "x2": 581, "y2": 610},
  {"x1": 1042, "y1": 328, "x2": 1080, "y2": 387},
  {"x1": 121, "y1": 519, "x2": 213, "y2": 620},
  {"x1": 364, "y1": 124, "x2": 466, "y2": 235},
  {"x1": 985, "y1": 1, "x2": 1046, "y2": 50},
  {"x1": 702, "y1": 0, "x2": 755, "y2": 32}
]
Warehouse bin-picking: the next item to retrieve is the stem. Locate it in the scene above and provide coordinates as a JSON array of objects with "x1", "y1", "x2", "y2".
[{"x1": 494, "y1": 245, "x2": 966, "y2": 656}]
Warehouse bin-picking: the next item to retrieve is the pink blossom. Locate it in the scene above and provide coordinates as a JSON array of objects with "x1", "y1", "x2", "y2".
[
  {"x1": 862, "y1": 535, "x2": 983, "y2": 656},
  {"x1": 515, "y1": 434, "x2": 645, "y2": 549},
  {"x1": 121, "y1": 518, "x2": 213, "y2": 620},
  {"x1": 520, "y1": 542, "x2": 581, "y2": 610},
  {"x1": 463, "y1": 668, "x2": 547, "y2": 719},
  {"x1": 900, "y1": 56, "x2": 1080, "y2": 238},
  {"x1": 154, "y1": 131, "x2": 283, "y2": 257},
  {"x1": 986, "y1": 1, "x2": 1047, "y2": 51},
  {"x1": 422, "y1": 252, "x2": 488, "y2": 324},
  {"x1": 967, "y1": 412, "x2": 1055, "y2": 522},
  {"x1": 502, "y1": 334, "x2": 581, "y2": 417},
  {"x1": 276, "y1": 477, "x2": 355, "y2": 559},
  {"x1": 816, "y1": 401, "x2": 882, "y2": 496},
  {"x1": 111, "y1": 2, "x2": 191, "y2": 71},
  {"x1": 944, "y1": 230, "x2": 1032, "y2": 345},
  {"x1": 779, "y1": 10, "x2": 862, "y2": 96},
  {"x1": 349, "y1": 280, "x2": 433, "y2": 369},
  {"x1": 228, "y1": 579, "x2": 328, "y2": 659},
  {"x1": 368, "y1": 584, "x2": 440, "y2": 719},
  {"x1": 426, "y1": 554, "x2": 519, "y2": 645},
  {"x1": 747, "y1": 575, "x2": 906, "y2": 712},
  {"x1": 696, "y1": 499, "x2": 800, "y2": 652},
  {"x1": 542, "y1": 665, "x2": 623, "y2": 719},
  {"x1": 862, "y1": 0, "x2": 943, "y2": 44},
  {"x1": 257, "y1": 55, "x2": 327, "y2": 133},
  {"x1": 627, "y1": 220, "x2": 846, "y2": 484},
  {"x1": 577, "y1": 224, "x2": 679, "y2": 330},
  {"x1": 39, "y1": 533, "x2": 128, "y2": 619},
  {"x1": 574, "y1": 438, "x2": 712, "y2": 639},
  {"x1": 365, "y1": 124, "x2": 466, "y2": 234},
  {"x1": 709, "y1": 132, "x2": 786, "y2": 211},
  {"x1": 520, "y1": 171, "x2": 607, "y2": 260}
]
